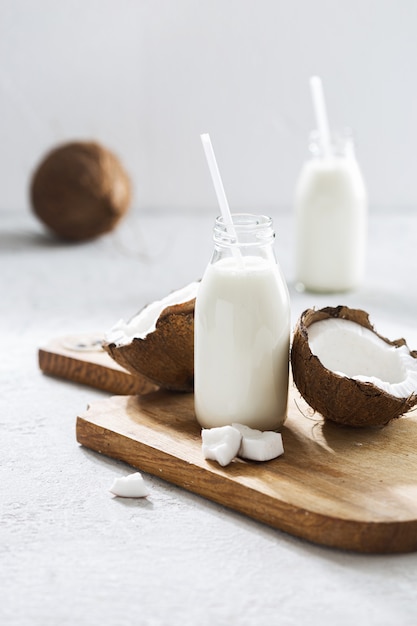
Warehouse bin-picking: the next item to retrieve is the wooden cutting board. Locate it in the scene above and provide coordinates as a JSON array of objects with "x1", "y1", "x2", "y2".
[
  {"x1": 39, "y1": 333, "x2": 157, "y2": 395},
  {"x1": 76, "y1": 387, "x2": 417, "y2": 554}
]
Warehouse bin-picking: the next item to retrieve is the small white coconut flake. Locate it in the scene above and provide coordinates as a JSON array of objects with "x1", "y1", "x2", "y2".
[
  {"x1": 232, "y1": 423, "x2": 284, "y2": 462},
  {"x1": 109, "y1": 472, "x2": 150, "y2": 498},
  {"x1": 201, "y1": 425, "x2": 242, "y2": 467}
]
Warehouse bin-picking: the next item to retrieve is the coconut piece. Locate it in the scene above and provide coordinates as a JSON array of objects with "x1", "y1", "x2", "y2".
[
  {"x1": 201, "y1": 425, "x2": 242, "y2": 467},
  {"x1": 291, "y1": 306, "x2": 417, "y2": 427},
  {"x1": 30, "y1": 141, "x2": 131, "y2": 241},
  {"x1": 232, "y1": 423, "x2": 284, "y2": 461},
  {"x1": 109, "y1": 472, "x2": 149, "y2": 498},
  {"x1": 103, "y1": 282, "x2": 198, "y2": 392},
  {"x1": 201, "y1": 423, "x2": 284, "y2": 466}
]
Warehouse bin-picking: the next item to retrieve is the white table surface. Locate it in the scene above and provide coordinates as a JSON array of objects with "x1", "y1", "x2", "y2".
[{"x1": 2, "y1": 207, "x2": 417, "y2": 626}]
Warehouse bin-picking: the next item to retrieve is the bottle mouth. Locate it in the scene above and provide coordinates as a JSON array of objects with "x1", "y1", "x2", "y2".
[
  {"x1": 309, "y1": 128, "x2": 355, "y2": 158},
  {"x1": 213, "y1": 213, "x2": 274, "y2": 246}
]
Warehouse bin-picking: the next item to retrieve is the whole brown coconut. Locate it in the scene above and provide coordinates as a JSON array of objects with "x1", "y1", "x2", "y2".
[
  {"x1": 291, "y1": 306, "x2": 417, "y2": 427},
  {"x1": 103, "y1": 294, "x2": 196, "y2": 392},
  {"x1": 30, "y1": 141, "x2": 131, "y2": 241}
]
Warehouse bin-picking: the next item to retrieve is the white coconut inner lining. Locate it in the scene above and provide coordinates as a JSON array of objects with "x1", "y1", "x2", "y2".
[
  {"x1": 105, "y1": 282, "x2": 199, "y2": 346},
  {"x1": 307, "y1": 318, "x2": 417, "y2": 398}
]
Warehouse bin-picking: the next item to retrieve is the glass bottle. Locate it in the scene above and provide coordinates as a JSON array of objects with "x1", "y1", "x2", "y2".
[
  {"x1": 194, "y1": 213, "x2": 290, "y2": 431},
  {"x1": 294, "y1": 130, "x2": 367, "y2": 293}
]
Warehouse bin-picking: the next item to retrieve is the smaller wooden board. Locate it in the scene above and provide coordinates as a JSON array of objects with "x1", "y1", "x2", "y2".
[
  {"x1": 39, "y1": 334, "x2": 157, "y2": 395},
  {"x1": 76, "y1": 388, "x2": 417, "y2": 554}
]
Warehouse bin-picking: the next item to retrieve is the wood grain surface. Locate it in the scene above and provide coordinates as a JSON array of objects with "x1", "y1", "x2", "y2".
[
  {"x1": 76, "y1": 387, "x2": 417, "y2": 554},
  {"x1": 39, "y1": 334, "x2": 157, "y2": 395}
]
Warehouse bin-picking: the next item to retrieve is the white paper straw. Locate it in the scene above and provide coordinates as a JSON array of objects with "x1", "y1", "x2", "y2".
[
  {"x1": 200, "y1": 133, "x2": 243, "y2": 263},
  {"x1": 310, "y1": 76, "x2": 332, "y2": 159},
  {"x1": 200, "y1": 133, "x2": 238, "y2": 237}
]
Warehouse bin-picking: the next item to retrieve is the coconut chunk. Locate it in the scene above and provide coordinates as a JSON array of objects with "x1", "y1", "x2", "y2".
[
  {"x1": 232, "y1": 423, "x2": 284, "y2": 461},
  {"x1": 201, "y1": 425, "x2": 242, "y2": 467},
  {"x1": 109, "y1": 472, "x2": 150, "y2": 498},
  {"x1": 201, "y1": 424, "x2": 284, "y2": 466}
]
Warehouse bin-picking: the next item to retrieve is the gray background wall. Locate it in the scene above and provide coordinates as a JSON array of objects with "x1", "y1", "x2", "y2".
[{"x1": 1, "y1": 0, "x2": 416, "y2": 214}]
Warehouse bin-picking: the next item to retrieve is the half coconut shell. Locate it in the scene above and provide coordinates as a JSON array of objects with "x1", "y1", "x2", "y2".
[
  {"x1": 104, "y1": 298, "x2": 195, "y2": 392},
  {"x1": 291, "y1": 306, "x2": 417, "y2": 427}
]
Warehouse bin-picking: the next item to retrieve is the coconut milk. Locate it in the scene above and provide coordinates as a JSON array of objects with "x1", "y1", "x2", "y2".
[
  {"x1": 295, "y1": 135, "x2": 367, "y2": 293},
  {"x1": 194, "y1": 254, "x2": 290, "y2": 431}
]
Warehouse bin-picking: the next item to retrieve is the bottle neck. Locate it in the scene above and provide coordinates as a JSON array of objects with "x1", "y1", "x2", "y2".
[
  {"x1": 308, "y1": 129, "x2": 356, "y2": 160},
  {"x1": 212, "y1": 214, "x2": 276, "y2": 263}
]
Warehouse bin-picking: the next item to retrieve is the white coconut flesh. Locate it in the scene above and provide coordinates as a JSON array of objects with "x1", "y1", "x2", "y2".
[
  {"x1": 105, "y1": 282, "x2": 199, "y2": 347},
  {"x1": 307, "y1": 318, "x2": 417, "y2": 399}
]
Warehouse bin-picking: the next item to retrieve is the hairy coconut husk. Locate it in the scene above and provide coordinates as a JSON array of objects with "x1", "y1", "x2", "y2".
[
  {"x1": 291, "y1": 306, "x2": 417, "y2": 427},
  {"x1": 30, "y1": 141, "x2": 131, "y2": 241},
  {"x1": 104, "y1": 299, "x2": 195, "y2": 392}
]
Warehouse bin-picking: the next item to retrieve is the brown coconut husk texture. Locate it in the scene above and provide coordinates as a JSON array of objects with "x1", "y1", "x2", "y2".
[
  {"x1": 30, "y1": 141, "x2": 131, "y2": 241},
  {"x1": 291, "y1": 306, "x2": 417, "y2": 427},
  {"x1": 104, "y1": 299, "x2": 195, "y2": 392}
]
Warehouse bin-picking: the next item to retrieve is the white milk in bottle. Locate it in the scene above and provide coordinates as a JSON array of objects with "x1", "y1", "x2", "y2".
[
  {"x1": 294, "y1": 131, "x2": 367, "y2": 293},
  {"x1": 194, "y1": 214, "x2": 290, "y2": 431}
]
